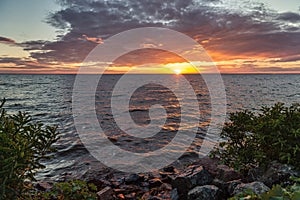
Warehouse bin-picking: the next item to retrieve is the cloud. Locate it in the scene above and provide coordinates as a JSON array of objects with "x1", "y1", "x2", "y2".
[
  {"x1": 4, "y1": 0, "x2": 300, "y2": 73},
  {"x1": 0, "y1": 36, "x2": 16, "y2": 45},
  {"x1": 0, "y1": 57, "x2": 49, "y2": 69},
  {"x1": 277, "y1": 12, "x2": 300, "y2": 22}
]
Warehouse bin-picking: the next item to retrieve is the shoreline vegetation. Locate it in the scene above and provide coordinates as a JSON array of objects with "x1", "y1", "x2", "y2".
[{"x1": 0, "y1": 100, "x2": 299, "y2": 199}]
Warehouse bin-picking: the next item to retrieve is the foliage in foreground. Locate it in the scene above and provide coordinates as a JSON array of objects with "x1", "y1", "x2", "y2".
[
  {"x1": 33, "y1": 180, "x2": 98, "y2": 200},
  {"x1": 230, "y1": 177, "x2": 300, "y2": 200},
  {"x1": 211, "y1": 102, "x2": 300, "y2": 173},
  {"x1": 0, "y1": 99, "x2": 60, "y2": 199}
]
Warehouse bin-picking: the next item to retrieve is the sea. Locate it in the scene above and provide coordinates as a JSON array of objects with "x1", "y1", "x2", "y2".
[{"x1": 0, "y1": 74, "x2": 299, "y2": 180}]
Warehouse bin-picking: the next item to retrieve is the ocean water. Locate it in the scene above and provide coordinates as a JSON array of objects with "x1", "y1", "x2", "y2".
[{"x1": 0, "y1": 74, "x2": 299, "y2": 180}]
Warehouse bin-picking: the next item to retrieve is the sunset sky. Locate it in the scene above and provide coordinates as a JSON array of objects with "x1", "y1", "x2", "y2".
[{"x1": 0, "y1": 0, "x2": 299, "y2": 74}]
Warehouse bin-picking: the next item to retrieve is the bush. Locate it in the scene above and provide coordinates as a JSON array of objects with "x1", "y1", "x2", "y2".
[
  {"x1": 211, "y1": 103, "x2": 300, "y2": 173},
  {"x1": 39, "y1": 180, "x2": 97, "y2": 200},
  {"x1": 0, "y1": 99, "x2": 60, "y2": 199}
]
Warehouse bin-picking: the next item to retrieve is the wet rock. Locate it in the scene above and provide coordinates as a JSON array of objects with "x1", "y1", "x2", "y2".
[
  {"x1": 187, "y1": 185, "x2": 221, "y2": 200},
  {"x1": 36, "y1": 181, "x2": 52, "y2": 191},
  {"x1": 97, "y1": 186, "x2": 114, "y2": 200},
  {"x1": 233, "y1": 181, "x2": 270, "y2": 195},
  {"x1": 171, "y1": 165, "x2": 213, "y2": 197}
]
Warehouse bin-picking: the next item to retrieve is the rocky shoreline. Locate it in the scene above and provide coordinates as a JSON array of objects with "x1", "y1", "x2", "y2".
[{"x1": 35, "y1": 156, "x2": 299, "y2": 200}]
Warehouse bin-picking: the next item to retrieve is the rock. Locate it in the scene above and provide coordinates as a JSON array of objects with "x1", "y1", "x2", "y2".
[
  {"x1": 171, "y1": 165, "x2": 213, "y2": 196},
  {"x1": 194, "y1": 156, "x2": 220, "y2": 177},
  {"x1": 233, "y1": 181, "x2": 270, "y2": 195},
  {"x1": 159, "y1": 183, "x2": 172, "y2": 191},
  {"x1": 148, "y1": 197, "x2": 163, "y2": 200},
  {"x1": 149, "y1": 178, "x2": 163, "y2": 188},
  {"x1": 36, "y1": 181, "x2": 52, "y2": 191},
  {"x1": 163, "y1": 166, "x2": 176, "y2": 173},
  {"x1": 97, "y1": 186, "x2": 114, "y2": 200},
  {"x1": 249, "y1": 161, "x2": 300, "y2": 187},
  {"x1": 227, "y1": 179, "x2": 242, "y2": 195},
  {"x1": 187, "y1": 185, "x2": 221, "y2": 200},
  {"x1": 216, "y1": 164, "x2": 241, "y2": 182},
  {"x1": 117, "y1": 193, "x2": 125, "y2": 199},
  {"x1": 125, "y1": 192, "x2": 136, "y2": 199},
  {"x1": 170, "y1": 188, "x2": 179, "y2": 200},
  {"x1": 119, "y1": 184, "x2": 144, "y2": 193},
  {"x1": 212, "y1": 179, "x2": 227, "y2": 194},
  {"x1": 125, "y1": 173, "x2": 142, "y2": 184},
  {"x1": 141, "y1": 192, "x2": 151, "y2": 200}
]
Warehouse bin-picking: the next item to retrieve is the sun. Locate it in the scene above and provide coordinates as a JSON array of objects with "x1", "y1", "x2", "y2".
[{"x1": 174, "y1": 69, "x2": 182, "y2": 75}]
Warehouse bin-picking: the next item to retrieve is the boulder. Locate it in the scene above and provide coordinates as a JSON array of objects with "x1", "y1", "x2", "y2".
[
  {"x1": 187, "y1": 185, "x2": 222, "y2": 200},
  {"x1": 227, "y1": 179, "x2": 242, "y2": 195},
  {"x1": 233, "y1": 181, "x2": 270, "y2": 195},
  {"x1": 171, "y1": 165, "x2": 213, "y2": 196},
  {"x1": 125, "y1": 173, "x2": 142, "y2": 184}
]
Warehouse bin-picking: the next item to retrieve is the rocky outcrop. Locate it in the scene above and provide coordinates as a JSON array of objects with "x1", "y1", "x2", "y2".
[{"x1": 34, "y1": 157, "x2": 299, "y2": 200}]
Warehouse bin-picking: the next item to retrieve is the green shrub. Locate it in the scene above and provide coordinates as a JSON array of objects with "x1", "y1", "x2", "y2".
[
  {"x1": 0, "y1": 99, "x2": 60, "y2": 199},
  {"x1": 39, "y1": 180, "x2": 97, "y2": 200},
  {"x1": 211, "y1": 103, "x2": 300, "y2": 173}
]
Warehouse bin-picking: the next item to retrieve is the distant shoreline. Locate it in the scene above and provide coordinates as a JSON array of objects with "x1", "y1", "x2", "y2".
[{"x1": 0, "y1": 73, "x2": 300, "y2": 75}]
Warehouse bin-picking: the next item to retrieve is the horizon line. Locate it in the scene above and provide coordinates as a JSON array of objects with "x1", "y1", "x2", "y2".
[{"x1": 0, "y1": 72, "x2": 300, "y2": 75}]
